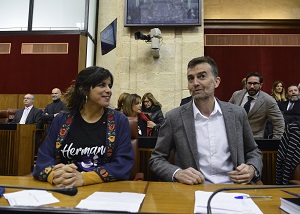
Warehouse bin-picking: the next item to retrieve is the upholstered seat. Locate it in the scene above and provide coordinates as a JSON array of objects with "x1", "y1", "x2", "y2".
[
  {"x1": 289, "y1": 164, "x2": 300, "y2": 185},
  {"x1": 127, "y1": 116, "x2": 144, "y2": 181},
  {"x1": 7, "y1": 108, "x2": 17, "y2": 122},
  {"x1": 0, "y1": 110, "x2": 9, "y2": 123}
]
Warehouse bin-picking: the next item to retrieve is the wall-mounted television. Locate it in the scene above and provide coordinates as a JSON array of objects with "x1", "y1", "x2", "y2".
[
  {"x1": 100, "y1": 18, "x2": 117, "y2": 55},
  {"x1": 124, "y1": 0, "x2": 202, "y2": 27}
]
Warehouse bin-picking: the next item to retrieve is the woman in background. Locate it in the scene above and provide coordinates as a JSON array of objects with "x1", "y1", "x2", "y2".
[
  {"x1": 115, "y1": 92, "x2": 129, "y2": 112},
  {"x1": 33, "y1": 66, "x2": 134, "y2": 187},
  {"x1": 265, "y1": 80, "x2": 286, "y2": 138},
  {"x1": 271, "y1": 81, "x2": 287, "y2": 102},
  {"x1": 142, "y1": 92, "x2": 164, "y2": 134},
  {"x1": 123, "y1": 93, "x2": 157, "y2": 136}
]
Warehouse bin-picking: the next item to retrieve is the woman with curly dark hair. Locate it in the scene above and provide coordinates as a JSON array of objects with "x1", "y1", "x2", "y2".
[{"x1": 33, "y1": 66, "x2": 134, "y2": 187}]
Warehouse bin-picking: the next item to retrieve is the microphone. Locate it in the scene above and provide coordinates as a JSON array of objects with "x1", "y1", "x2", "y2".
[
  {"x1": 0, "y1": 185, "x2": 78, "y2": 196},
  {"x1": 207, "y1": 184, "x2": 300, "y2": 214}
]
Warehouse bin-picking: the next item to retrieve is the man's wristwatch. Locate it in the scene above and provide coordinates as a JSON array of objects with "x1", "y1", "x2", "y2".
[{"x1": 250, "y1": 165, "x2": 259, "y2": 179}]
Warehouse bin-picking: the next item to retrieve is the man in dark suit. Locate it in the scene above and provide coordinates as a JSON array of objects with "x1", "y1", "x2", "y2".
[
  {"x1": 11, "y1": 94, "x2": 43, "y2": 129},
  {"x1": 229, "y1": 72, "x2": 284, "y2": 139},
  {"x1": 150, "y1": 56, "x2": 262, "y2": 185},
  {"x1": 278, "y1": 84, "x2": 300, "y2": 125},
  {"x1": 42, "y1": 88, "x2": 67, "y2": 133}
]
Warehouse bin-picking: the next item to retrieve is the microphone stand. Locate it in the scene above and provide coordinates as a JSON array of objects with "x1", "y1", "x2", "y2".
[
  {"x1": 0, "y1": 185, "x2": 78, "y2": 196},
  {"x1": 207, "y1": 185, "x2": 300, "y2": 214}
]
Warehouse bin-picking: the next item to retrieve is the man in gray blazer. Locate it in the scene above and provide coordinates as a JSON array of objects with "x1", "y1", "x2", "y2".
[
  {"x1": 229, "y1": 72, "x2": 284, "y2": 139},
  {"x1": 150, "y1": 56, "x2": 262, "y2": 185}
]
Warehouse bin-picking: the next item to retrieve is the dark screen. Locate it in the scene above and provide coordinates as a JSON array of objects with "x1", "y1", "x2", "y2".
[
  {"x1": 124, "y1": 0, "x2": 202, "y2": 27},
  {"x1": 100, "y1": 19, "x2": 117, "y2": 55}
]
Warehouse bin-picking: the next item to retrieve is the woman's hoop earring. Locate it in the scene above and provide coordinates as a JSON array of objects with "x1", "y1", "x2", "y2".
[{"x1": 85, "y1": 95, "x2": 88, "y2": 103}]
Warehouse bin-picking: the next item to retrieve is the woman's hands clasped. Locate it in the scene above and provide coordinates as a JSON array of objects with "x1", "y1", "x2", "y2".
[{"x1": 52, "y1": 163, "x2": 84, "y2": 187}]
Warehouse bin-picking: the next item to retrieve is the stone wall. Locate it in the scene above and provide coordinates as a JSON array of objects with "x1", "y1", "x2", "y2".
[{"x1": 97, "y1": 0, "x2": 204, "y2": 114}]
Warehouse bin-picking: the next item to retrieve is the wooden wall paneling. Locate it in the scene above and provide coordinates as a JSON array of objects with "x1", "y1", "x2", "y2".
[
  {"x1": 78, "y1": 35, "x2": 87, "y2": 72},
  {"x1": 0, "y1": 94, "x2": 19, "y2": 110},
  {"x1": 0, "y1": 43, "x2": 11, "y2": 54},
  {"x1": 21, "y1": 43, "x2": 68, "y2": 54},
  {"x1": 17, "y1": 94, "x2": 52, "y2": 109},
  {"x1": 0, "y1": 130, "x2": 15, "y2": 174},
  {"x1": 261, "y1": 151, "x2": 277, "y2": 185},
  {"x1": 0, "y1": 124, "x2": 35, "y2": 175},
  {"x1": 17, "y1": 124, "x2": 36, "y2": 175},
  {"x1": 204, "y1": 19, "x2": 300, "y2": 30},
  {"x1": 205, "y1": 34, "x2": 300, "y2": 46}
]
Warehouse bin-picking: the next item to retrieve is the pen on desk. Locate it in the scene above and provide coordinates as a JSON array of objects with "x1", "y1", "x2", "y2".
[
  {"x1": 235, "y1": 195, "x2": 272, "y2": 199},
  {"x1": 0, "y1": 187, "x2": 5, "y2": 198}
]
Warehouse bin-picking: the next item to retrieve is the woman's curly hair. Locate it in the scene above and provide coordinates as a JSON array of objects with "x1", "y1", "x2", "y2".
[{"x1": 64, "y1": 66, "x2": 113, "y2": 112}]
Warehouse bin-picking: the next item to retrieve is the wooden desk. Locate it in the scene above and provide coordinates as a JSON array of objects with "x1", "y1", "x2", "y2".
[
  {"x1": 0, "y1": 124, "x2": 36, "y2": 175},
  {"x1": 256, "y1": 139, "x2": 280, "y2": 185},
  {"x1": 141, "y1": 182, "x2": 295, "y2": 213},
  {"x1": 0, "y1": 176, "x2": 296, "y2": 213},
  {"x1": 0, "y1": 176, "x2": 148, "y2": 210}
]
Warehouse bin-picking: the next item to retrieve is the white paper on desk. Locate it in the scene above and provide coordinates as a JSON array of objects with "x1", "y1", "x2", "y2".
[
  {"x1": 194, "y1": 191, "x2": 263, "y2": 214},
  {"x1": 3, "y1": 190, "x2": 59, "y2": 206},
  {"x1": 76, "y1": 192, "x2": 145, "y2": 213}
]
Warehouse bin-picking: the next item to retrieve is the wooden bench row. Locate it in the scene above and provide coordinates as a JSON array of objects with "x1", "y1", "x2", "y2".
[{"x1": 0, "y1": 94, "x2": 52, "y2": 110}]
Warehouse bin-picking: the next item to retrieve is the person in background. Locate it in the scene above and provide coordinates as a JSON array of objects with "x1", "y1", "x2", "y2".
[
  {"x1": 115, "y1": 92, "x2": 129, "y2": 112},
  {"x1": 142, "y1": 92, "x2": 165, "y2": 134},
  {"x1": 278, "y1": 84, "x2": 300, "y2": 125},
  {"x1": 276, "y1": 120, "x2": 300, "y2": 185},
  {"x1": 150, "y1": 56, "x2": 262, "y2": 185},
  {"x1": 123, "y1": 93, "x2": 157, "y2": 136},
  {"x1": 11, "y1": 94, "x2": 43, "y2": 129},
  {"x1": 33, "y1": 66, "x2": 134, "y2": 187},
  {"x1": 229, "y1": 72, "x2": 284, "y2": 139},
  {"x1": 180, "y1": 96, "x2": 192, "y2": 106},
  {"x1": 42, "y1": 88, "x2": 67, "y2": 133},
  {"x1": 271, "y1": 81, "x2": 286, "y2": 102},
  {"x1": 241, "y1": 77, "x2": 247, "y2": 89},
  {"x1": 228, "y1": 77, "x2": 247, "y2": 102},
  {"x1": 265, "y1": 80, "x2": 287, "y2": 138}
]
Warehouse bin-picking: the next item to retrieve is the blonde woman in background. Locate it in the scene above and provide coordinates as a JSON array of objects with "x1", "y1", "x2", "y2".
[
  {"x1": 271, "y1": 81, "x2": 287, "y2": 102},
  {"x1": 142, "y1": 92, "x2": 165, "y2": 134}
]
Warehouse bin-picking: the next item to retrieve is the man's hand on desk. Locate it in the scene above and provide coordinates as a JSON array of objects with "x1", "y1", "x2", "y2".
[
  {"x1": 174, "y1": 167, "x2": 205, "y2": 185},
  {"x1": 52, "y1": 163, "x2": 84, "y2": 187},
  {"x1": 227, "y1": 163, "x2": 255, "y2": 184}
]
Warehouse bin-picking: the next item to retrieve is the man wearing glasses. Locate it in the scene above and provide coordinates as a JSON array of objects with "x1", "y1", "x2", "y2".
[
  {"x1": 11, "y1": 94, "x2": 43, "y2": 129},
  {"x1": 229, "y1": 72, "x2": 284, "y2": 139}
]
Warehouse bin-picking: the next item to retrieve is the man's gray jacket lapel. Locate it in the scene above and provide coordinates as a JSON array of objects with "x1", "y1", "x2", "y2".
[{"x1": 181, "y1": 102, "x2": 199, "y2": 169}]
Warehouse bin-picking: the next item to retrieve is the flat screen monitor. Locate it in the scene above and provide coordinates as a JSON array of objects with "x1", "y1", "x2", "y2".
[
  {"x1": 124, "y1": 0, "x2": 202, "y2": 27},
  {"x1": 100, "y1": 18, "x2": 117, "y2": 55}
]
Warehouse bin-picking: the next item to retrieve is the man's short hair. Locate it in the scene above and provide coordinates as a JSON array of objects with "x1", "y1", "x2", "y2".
[
  {"x1": 246, "y1": 72, "x2": 263, "y2": 83},
  {"x1": 187, "y1": 56, "x2": 218, "y2": 78}
]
